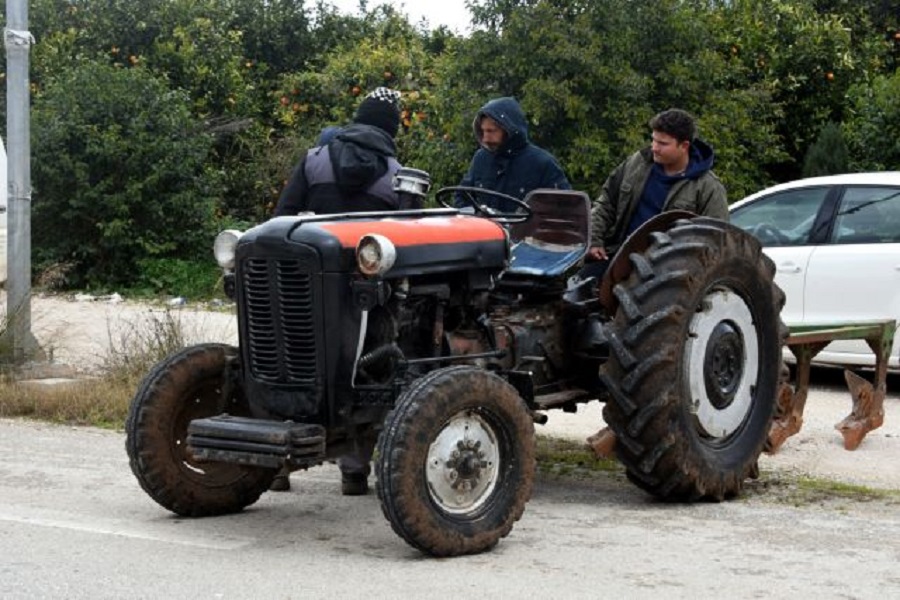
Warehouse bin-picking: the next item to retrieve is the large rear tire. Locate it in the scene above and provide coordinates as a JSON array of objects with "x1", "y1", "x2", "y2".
[
  {"x1": 601, "y1": 218, "x2": 786, "y2": 501},
  {"x1": 125, "y1": 343, "x2": 276, "y2": 516},
  {"x1": 375, "y1": 366, "x2": 535, "y2": 556}
]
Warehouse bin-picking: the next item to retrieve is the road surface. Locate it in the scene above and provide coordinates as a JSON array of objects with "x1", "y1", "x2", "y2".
[{"x1": 1, "y1": 416, "x2": 899, "y2": 599}]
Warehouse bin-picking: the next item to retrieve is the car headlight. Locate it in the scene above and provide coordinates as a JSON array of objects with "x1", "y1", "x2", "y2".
[
  {"x1": 213, "y1": 229, "x2": 243, "y2": 270},
  {"x1": 356, "y1": 234, "x2": 397, "y2": 277}
]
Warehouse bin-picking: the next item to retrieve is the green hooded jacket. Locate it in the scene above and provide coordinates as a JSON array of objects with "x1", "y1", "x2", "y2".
[{"x1": 590, "y1": 142, "x2": 728, "y2": 253}]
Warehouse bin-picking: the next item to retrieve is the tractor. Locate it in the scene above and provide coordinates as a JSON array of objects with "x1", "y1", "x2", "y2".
[{"x1": 126, "y1": 175, "x2": 785, "y2": 557}]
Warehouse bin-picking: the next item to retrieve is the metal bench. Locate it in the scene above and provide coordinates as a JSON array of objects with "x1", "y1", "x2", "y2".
[{"x1": 766, "y1": 319, "x2": 896, "y2": 453}]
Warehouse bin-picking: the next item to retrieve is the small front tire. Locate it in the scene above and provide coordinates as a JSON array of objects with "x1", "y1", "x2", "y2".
[{"x1": 375, "y1": 366, "x2": 535, "y2": 556}]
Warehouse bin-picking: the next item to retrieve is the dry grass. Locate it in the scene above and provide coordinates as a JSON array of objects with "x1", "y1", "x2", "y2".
[
  {"x1": 0, "y1": 377, "x2": 134, "y2": 428},
  {"x1": 99, "y1": 307, "x2": 189, "y2": 383},
  {"x1": 0, "y1": 308, "x2": 192, "y2": 429}
]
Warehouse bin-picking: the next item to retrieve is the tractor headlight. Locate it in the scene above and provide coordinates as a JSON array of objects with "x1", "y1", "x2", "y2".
[
  {"x1": 213, "y1": 229, "x2": 243, "y2": 270},
  {"x1": 356, "y1": 234, "x2": 397, "y2": 277}
]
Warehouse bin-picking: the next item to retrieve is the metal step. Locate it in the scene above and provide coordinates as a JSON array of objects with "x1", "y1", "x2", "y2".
[{"x1": 187, "y1": 414, "x2": 326, "y2": 469}]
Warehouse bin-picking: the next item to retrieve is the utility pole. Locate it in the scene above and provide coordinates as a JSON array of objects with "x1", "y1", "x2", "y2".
[{"x1": 4, "y1": 0, "x2": 39, "y2": 360}]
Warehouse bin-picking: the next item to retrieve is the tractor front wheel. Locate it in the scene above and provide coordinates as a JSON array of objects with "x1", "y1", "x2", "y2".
[
  {"x1": 375, "y1": 366, "x2": 535, "y2": 556},
  {"x1": 125, "y1": 343, "x2": 276, "y2": 516}
]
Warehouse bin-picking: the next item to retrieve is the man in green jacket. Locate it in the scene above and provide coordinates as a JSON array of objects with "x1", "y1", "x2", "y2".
[{"x1": 582, "y1": 108, "x2": 728, "y2": 279}]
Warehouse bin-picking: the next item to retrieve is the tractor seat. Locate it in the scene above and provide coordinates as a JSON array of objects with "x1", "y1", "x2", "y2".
[
  {"x1": 505, "y1": 189, "x2": 591, "y2": 279},
  {"x1": 507, "y1": 238, "x2": 586, "y2": 277}
]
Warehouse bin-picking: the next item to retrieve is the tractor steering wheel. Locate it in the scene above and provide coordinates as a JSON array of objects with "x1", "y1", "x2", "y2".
[{"x1": 435, "y1": 186, "x2": 532, "y2": 224}]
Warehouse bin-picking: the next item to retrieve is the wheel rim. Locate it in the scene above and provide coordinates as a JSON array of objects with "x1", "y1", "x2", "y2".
[
  {"x1": 426, "y1": 410, "x2": 501, "y2": 515},
  {"x1": 684, "y1": 287, "x2": 759, "y2": 439}
]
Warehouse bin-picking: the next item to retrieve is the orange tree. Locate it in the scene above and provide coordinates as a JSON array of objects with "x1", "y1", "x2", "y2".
[
  {"x1": 267, "y1": 6, "x2": 464, "y2": 199},
  {"x1": 715, "y1": 0, "x2": 880, "y2": 181},
  {"x1": 437, "y1": 0, "x2": 787, "y2": 199},
  {"x1": 23, "y1": 0, "x2": 363, "y2": 226},
  {"x1": 843, "y1": 68, "x2": 900, "y2": 171},
  {"x1": 436, "y1": 0, "x2": 893, "y2": 198},
  {"x1": 16, "y1": 0, "x2": 900, "y2": 294}
]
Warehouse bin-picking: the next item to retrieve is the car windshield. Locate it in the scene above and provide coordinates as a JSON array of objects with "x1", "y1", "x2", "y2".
[{"x1": 730, "y1": 187, "x2": 829, "y2": 246}]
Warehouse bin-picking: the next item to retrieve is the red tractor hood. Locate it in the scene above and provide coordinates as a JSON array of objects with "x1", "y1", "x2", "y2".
[{"x1": 245, "y1": 211, "x2": 510, "y2": 278}]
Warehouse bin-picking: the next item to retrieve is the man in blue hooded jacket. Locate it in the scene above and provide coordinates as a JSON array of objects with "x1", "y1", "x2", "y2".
[{"x1": 457, "y1": 97, "x2": 570, "y2": 212}]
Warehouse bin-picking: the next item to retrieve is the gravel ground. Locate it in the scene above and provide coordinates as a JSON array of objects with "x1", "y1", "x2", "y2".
[
  {"x1": 540, "y1": 391, "x2": 900, "y2": 490},
  {"x1": 18, "y1": 293, "x2": 900, "y2": 491}
]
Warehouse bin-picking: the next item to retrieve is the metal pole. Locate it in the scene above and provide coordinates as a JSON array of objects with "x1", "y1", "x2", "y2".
[{"x1": 4, "y1": 0, "x2": 38, "y2": 360}]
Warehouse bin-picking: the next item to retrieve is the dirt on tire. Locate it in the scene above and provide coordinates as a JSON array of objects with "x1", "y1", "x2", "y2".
[
  {"x1": 375, "y1": 365, "x2": 536, "y2": 556},
  {"x1": 125, "y1": 343, "x2": 276, "y2": 516},
  {"x1": 601, "y1": 217, "x2": 786, "y2": 501}
]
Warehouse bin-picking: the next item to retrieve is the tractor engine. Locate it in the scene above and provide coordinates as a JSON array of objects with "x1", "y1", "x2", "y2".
[{"x1": 355, "y1": 275, "x2": 602, "y2": 406}]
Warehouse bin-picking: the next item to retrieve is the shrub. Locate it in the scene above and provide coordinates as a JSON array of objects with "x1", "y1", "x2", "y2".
[
  {"x1": 843, "y1": 70, "x2": 900, "y2": 172},
  {"x1": 802, "y1": 122, "x2": 849, "y2": 177},
  {"x1": 31, "y1": 60, "x2": 222, "y2": 289},
  {"x1": 129, "y1": 258, "x2": 224, "y2": 300}
]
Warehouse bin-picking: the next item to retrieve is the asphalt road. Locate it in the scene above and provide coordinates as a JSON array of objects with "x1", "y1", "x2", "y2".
[{"x1": 2, "y1": 413, "x2": 899, "y2": 599}]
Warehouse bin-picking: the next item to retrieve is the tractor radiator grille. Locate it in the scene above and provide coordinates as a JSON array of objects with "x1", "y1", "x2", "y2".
[{"x1": 241, "y1": 257, "x2": 317, "y2": 384}]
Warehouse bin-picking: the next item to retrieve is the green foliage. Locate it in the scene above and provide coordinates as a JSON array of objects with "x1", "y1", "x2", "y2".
[
  {"x1": 843, "y1": 68, "x2": 900, "y2": 171},
  {"x1": 31, "y1": 60, "x2": 221, "y2": 289},
  {"x1": 432, "y1": 1, "x2": 787, "y2": 199},
  {"x1": 718, "y1": 0, "x2": 870, "y2": 178},
  {"x1": 147, "y1": 12, "x2": 257, "y2": 117},
  {"x1": 129, "y1": 258, "x2": 223, "y2": 300},
  {"x1": 700, "y1": 88, "x2": 787, "y2": 200},
  {"x1": 7, "y1": 0, "x2": 900, "y2": 294},
  {"x1": 802, "y1": 122, "x2": 849, "y2": 177},
  {"x1": 223, "y1": 0, "x2": 315, "y2": 75}
]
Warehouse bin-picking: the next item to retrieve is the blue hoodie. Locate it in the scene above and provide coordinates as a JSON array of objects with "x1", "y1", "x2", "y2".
[
  {"x1": 625, "y1": 140, "x2": 717, "y2": 236},
  {"x1": 458, "y1": 97, "x2": 570, "y2": 212}
]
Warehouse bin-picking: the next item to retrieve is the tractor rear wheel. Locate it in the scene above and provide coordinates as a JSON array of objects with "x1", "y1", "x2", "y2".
[
  {"x1": 375, "y1": 366, "x2": 535, "y2": 556},
  {"x1": 125, "y1": 343, "x2": 276, "y2": 516},
  {"x1": 601, "y1": 217, "x2": 786, "y2": 501}
]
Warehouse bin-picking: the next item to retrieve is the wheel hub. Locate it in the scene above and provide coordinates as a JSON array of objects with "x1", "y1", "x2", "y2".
[
  {"x1": 446, "y1": 439, "x2": 487, "y2": 488},
  {"x1": 704, "y1": 321, "x2": 745, "y2": 409},
  {"x1": 426, "y1": 412, "x2": 500, "y2": 514},
  {"x1": 684, "y1": 288, "x2": 759, "y2": 439}
]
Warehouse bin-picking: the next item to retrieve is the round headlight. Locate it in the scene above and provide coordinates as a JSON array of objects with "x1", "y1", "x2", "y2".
[
  {"x1": 356, "y1": 234, "x2": 397, "y2": 276},
  {"x1": 213, "y1": 229, "x2": 243, "y2": 270}
]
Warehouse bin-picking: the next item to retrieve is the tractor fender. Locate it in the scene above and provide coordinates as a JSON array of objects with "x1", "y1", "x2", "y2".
[{"x1": 597, "y1": 210, "x2": 697, "y2": 313}]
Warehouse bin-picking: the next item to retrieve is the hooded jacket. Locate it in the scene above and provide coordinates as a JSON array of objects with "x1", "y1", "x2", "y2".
[
  {"x1": 590, "y1": 140, "x2": 728, "y2": 253},
  {"x1": 458, "y1": 97, "x2": 570, "y2": 212},
  {"x1": 274, "y1": 123, "x2": 401, "y2": 216}
]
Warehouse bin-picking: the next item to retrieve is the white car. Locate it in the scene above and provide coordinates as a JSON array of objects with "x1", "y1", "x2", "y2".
[{"x1": 729, "y1": 172, "x2": 900, "y2": 369}]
